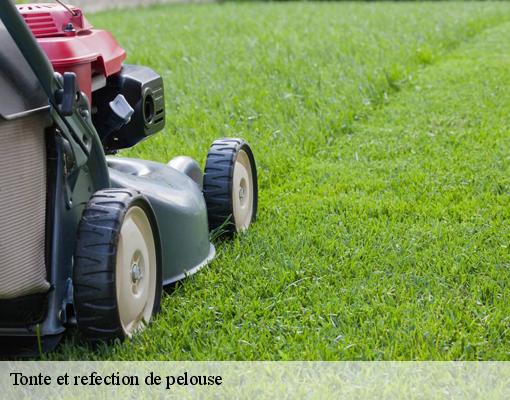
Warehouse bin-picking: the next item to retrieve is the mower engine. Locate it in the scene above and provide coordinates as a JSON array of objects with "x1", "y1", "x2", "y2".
[{"x1": 17, "y1": 3, "x2": 165, "y2": 152}]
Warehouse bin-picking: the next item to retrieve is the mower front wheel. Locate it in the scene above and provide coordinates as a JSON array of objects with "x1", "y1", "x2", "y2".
[
  {"x1": 203, "y1": 138, "x2": 258, "y2": 235},
  {"x1": 73, "y1": 189, "x2": 162, "y2": 343}
]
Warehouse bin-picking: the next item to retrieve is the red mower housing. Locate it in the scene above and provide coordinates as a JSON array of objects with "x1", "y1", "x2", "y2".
[{"x1": 17, "y1": 3, "x2": 126, "y2": 100}]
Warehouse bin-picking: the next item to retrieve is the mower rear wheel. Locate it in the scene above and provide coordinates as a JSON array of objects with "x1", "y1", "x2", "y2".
[
  {"x1": 203, "y1": 138, "x2": 258, "y2": 235},
  {"x1": 73, "y1": 189, "x2": 162, "y2": 343}
]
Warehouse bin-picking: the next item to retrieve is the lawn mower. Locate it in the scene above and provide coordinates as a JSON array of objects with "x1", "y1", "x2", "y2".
[{"x1": 0, "y1": 1, "x2": 258, "y2": 355}]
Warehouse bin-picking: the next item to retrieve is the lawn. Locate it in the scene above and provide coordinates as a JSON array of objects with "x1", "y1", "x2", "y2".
[{"x1": 49, "y1": 1, "x2": 510, "y2": 360}]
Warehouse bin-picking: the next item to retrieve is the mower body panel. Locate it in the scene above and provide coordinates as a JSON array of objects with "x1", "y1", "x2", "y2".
[{"x1": 108, "y1": 158, "x2": 215, "y2": 284}]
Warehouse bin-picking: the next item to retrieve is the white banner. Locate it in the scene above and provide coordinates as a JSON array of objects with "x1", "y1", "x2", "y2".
[{"x1": 1, "y1": 362, "x2": 509, "y2": 399}]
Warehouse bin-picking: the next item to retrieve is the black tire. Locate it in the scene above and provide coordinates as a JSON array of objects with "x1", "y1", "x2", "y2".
[
  {"x1": 73, "y1": 189, "x2": 162, "y2": 344},
  {"x1": 203, "y1": 138, "x2": 258, "y2": 235}
]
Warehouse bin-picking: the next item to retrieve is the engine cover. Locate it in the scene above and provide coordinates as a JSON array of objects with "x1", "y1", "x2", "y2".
[
  {"x1": 17, "y1": 3, "x2": 126, "y2": 101},
  {"x1": 17, "y1": 4, "x2": 166, "y2": 152}
]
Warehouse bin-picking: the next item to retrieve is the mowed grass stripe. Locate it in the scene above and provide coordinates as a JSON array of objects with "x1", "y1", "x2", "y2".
[{"x1": 48, "y1": 3, "x2": 510, "y2": 360}]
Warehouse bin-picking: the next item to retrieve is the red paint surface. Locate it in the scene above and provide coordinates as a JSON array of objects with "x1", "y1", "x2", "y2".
[{"x1": 17, "y1": 3, "x2": 126, "y2": 100}]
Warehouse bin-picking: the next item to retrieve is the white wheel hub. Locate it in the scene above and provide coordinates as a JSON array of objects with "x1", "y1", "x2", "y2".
[
  {"x1": 232, "y1": 149, "x2": 254, "y2": 232},
  {"x1": 116, "y1": 206, "x2": 157, "y2": 337}
]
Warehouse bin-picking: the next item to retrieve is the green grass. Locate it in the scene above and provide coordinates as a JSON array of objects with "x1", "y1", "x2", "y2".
[{"x1": 49, "y1": 2, "x2": 510, "y2": 360}]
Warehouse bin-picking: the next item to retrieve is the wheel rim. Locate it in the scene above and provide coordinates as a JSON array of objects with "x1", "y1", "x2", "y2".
[
  {"x1": 232, "y1": 149, "x2": 254, "y2": 232},
  {"x1": 115, "y1": 205, "x2": 157, "y2": 337}
]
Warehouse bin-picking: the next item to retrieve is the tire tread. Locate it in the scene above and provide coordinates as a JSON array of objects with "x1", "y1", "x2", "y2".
[
  {"x1": 203, "y1": 138, "x2": 258, "y2": 235},
  {"x1": 73, "y1": 189, "x2": 160, "y2": 344}
]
